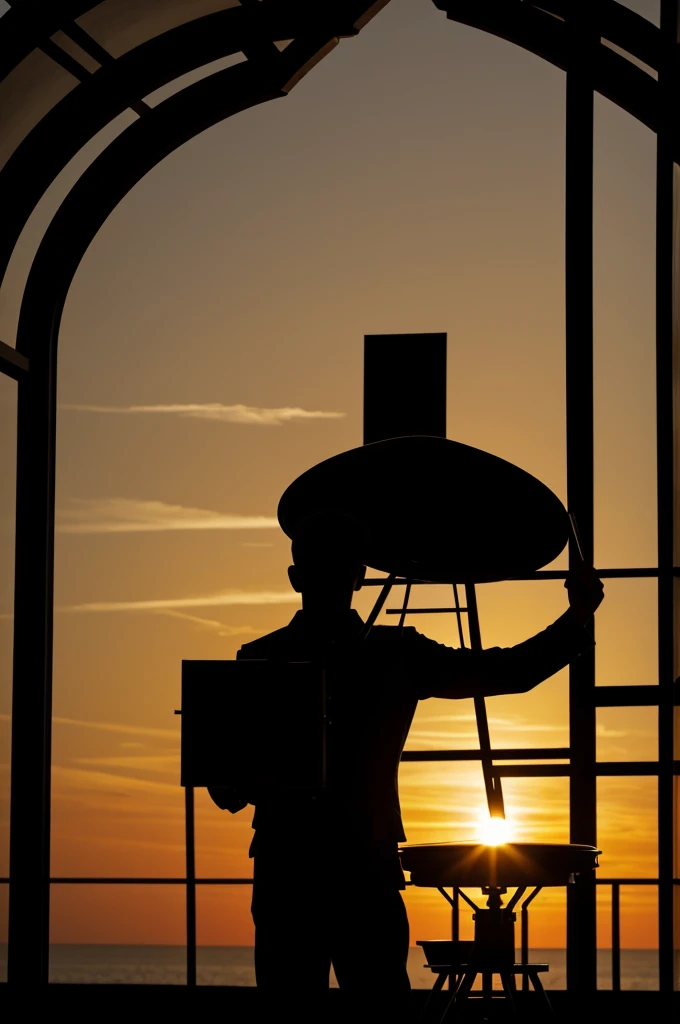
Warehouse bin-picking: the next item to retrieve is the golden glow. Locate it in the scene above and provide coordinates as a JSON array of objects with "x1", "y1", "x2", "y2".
[{"x1": 478, "y1": 814, "x2": 512, "y2": 846}]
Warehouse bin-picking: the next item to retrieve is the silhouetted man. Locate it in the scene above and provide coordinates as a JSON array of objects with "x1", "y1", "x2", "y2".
[{"x1": 211, "y1": 512, "x2": 603, "y2": 1021}]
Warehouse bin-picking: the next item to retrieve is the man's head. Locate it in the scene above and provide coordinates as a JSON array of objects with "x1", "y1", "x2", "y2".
[{"x1": 288, "y1": 511, "x2": 367, "y2": 611}]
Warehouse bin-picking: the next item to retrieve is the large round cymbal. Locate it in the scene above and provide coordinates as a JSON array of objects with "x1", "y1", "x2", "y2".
[
  {"x1": 277, "y1": 436, "x2": 569, "y2": 583},
  {"x1": 400, "y1": 842, "x2": 600, "y2": 888}
]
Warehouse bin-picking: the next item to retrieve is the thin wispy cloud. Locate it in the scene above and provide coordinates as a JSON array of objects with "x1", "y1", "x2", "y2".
[
  {"x1": 72, "y1": 754, "x2": 178, "y2": 774},
  {"x1": 156, "y1": 609, "x2": 260, "y2": 637},
  {"x1": 56, "y1": 497, "x2": 279, "y2": 534},
  {"x1": 60, "y1": 589, "x2": 300, "y2": 613},
  {"x1": 0, "y1": 712, "x2": 176, "y2": 740},
  {"x1": 61, "y1": 402, "x2": 345, "y2": 426}
]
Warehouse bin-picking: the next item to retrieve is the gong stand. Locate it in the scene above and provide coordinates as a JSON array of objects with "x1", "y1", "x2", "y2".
[
  {"x1": 433, "y1": 884, "x2": 554, "y2": 1019},
  {"x1": 365, "y1": 572, "x2": 562, "y2": 1019}
]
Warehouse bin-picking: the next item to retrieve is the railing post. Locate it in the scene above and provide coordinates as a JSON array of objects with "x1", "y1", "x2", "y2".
[
  {"x1": 656, "y1": 0, "x2": 680, "y2": 997},
  {"x1": 521, "y1": 902, "x2": 529, "y2": 993},
  {"x1": 185, "y1": 785, "x2": 197, "y2": 986},
  {"x1": 611, "y1": 882, "x2": 620, "y2": 992},
  {"x1": 565, "y1": 0, "x2": 598, "y2": 996}
]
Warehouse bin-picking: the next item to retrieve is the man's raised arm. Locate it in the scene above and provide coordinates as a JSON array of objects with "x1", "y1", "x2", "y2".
[{"x1": 407, "y1": 563, "x2": 604, "y2": 700}]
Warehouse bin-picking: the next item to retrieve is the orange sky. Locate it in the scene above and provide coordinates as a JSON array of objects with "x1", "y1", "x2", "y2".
[{"x1": 0, "y1": 0, "x2": 664, "y2": 950}]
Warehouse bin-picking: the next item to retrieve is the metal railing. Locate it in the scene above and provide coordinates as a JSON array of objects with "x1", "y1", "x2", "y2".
[{"x1": 3, "y1": 783, "x2": 674, "y2": 990}]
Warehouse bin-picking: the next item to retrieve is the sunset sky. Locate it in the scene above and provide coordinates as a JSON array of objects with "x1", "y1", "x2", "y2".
[{"x1": 0, "y1": 0, "x2": 663, "y2": 952}]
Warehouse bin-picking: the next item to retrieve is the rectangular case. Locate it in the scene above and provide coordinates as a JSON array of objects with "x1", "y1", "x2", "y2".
[{"x1": 180, "y1": 660, "x2": 326, "y2": 793}]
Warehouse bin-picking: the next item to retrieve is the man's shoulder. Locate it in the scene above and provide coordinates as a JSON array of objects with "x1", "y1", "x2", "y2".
[{"x1": 237, "y1": 623, "x2": 297, "y2": 659}]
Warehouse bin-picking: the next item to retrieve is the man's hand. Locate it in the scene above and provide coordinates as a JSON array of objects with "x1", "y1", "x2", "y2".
[{"x1": 565, "y1": 563, "x2": 604, "y2": 625}]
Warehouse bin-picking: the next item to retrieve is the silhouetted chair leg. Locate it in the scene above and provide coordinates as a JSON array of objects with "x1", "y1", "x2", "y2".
[
  {"x1": 499, "y1": 972, "x2": 518, "y2": 1016},
  {"x1": 419, "y1": 970, "x2": 448, "y2": 1023},
  {"x1": 482, "y1": 970, "x2": 493, "y2": 1007},
  {"x1": 440, "y1": 969, "x2": 476, "y2": 1023},
  {"x1": 529, "y1": 968, "x2": 555, "y2": 1015}
]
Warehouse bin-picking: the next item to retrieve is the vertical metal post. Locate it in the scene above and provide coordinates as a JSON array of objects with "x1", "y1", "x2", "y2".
[
  {"x1": 7, "y1": 336, "x2": 57, "y2": 986},
  {"x1": 565, "y1": 1, "x2": 598, "y2": 995},
  {"x1": 450, "y1": 887, "x2": 459, "y2": 991},
  {"x1": 521, "y1": 902, "x2": 529, "y2": 993},
  {"x1": 656, "y1": 0, "x2": 679, "y2": 996},
  {"x1": 520, "y1": 887, "x2": 541, "y2": 993},
  {"x1": 611, "y1": 883, "x2": 620, "y2": 992},
  {"x1": 185, "y1": 785, "x2": 197, "y2": 986}
]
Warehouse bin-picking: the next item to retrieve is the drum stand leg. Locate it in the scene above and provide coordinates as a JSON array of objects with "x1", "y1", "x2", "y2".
[
  {"x1": 439, "y1": 969, "x2": 476, "y2": 1023},
  {"x1": 499, "y1": 972, "x2": 518, "y2": 1016},
  {"x1": 482, "y1": 970, "x2": 493, "y2": 1010},
  {"x1": 419, "y1": 971, "x2": 448, "y2": 1023},
  {"x1": 528, "y1": 969, "x2": 555, "y2": 1016}
]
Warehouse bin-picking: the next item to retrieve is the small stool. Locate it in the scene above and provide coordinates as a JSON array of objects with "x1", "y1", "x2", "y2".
[
  {"x1": 441, "y1": 962, "x2": 554, "y2": 1020},
  {"x1": 417, "y1": 940, "x2": 473, "y2": 1022}
]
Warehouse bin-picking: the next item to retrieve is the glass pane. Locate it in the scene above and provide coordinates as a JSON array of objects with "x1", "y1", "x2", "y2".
[
  {"x1": 500, "y1": 777, "x2": 570, "y2": 845},
  {"x1": 597, "y1": 777, "x2": 658, "y2": 878},
  {"x1": 0, "y1": 372, "x2": 17, "y2": 971},
  {"x1": 594, "y1": 94, "x2": 657, "y2": 570},
  {"x1": 595, "y1": 577, "x2": 658, "y2": 687},
  {"x1": 615, "y1": 1, "x2": 659, "y2": 25},
  {"x1": 481, "y1": 580, "x2": 570, "y2": 753},
  {"x1": 597, "y1": 886, "x2": 659, "y2": 989},
  {"x1": 521, "y1": 885, "x2": 567, "y2": 957},
  {"x1": 77, "y1": 0, "x2": 242, "y2": 60},
  {"x1": 399, "y1": 761, "x2": 486, "y2": 847},
  {"x1": 49, "y1": 884, "x2": 187, "y2": 981},
  {"x1": 196, "y1": 884, "x2": 254, "y2": 984},
  {"x1": 597, "y1": 706, "x2": 658, "y2": 762},
  {"x1": 0, "y1": 50, "x2": 77, "y2": 174},
  {"x1": 50, "y1": 697, "x2": 184, "y2": 877},
  {"x1": 195, "y1": 786, "x2": 253, "y2": 879}
]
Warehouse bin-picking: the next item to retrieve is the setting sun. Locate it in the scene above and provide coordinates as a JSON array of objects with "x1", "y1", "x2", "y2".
[{"x1": 478, "y1": 814, "x2": 512, "y2": 846}]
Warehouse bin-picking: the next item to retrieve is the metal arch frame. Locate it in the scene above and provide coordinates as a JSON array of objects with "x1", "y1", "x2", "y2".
[
  {"x1": 439, "y1": 0, "x2": 678, "y2": 995},
  {"x1": 1, "y1": 0, "x2": 679, "y2": 292},
  {"x1": 0, "y1": 0, "x2": 677, "y2": 994},
  {"x1": 0, "y1": 0, "x2": 385, "y2": 285},
  {"x1": 3, "y1": 3, "x2": 387, "y2": 987}
]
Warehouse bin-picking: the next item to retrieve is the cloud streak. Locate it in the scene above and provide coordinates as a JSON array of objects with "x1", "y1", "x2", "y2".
[
  {"x1": 60, "y1": 589, "x2": 300, "y2": 613},
  {"x1": 156, "y1": 609, "x2": 260, "y2": 637},
  {"x1": 0, "y1": 712, "x2": 176, "y2": 740},
  {"x1": 56, "y1": 497, "x2": 279, "y2": 534},
  {"x1": 61, "y1": 402, "x2": 345, "y2": 426}
]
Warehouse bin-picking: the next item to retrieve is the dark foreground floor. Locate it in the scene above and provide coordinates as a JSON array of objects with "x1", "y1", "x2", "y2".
[{"x1": 1, "y1": 986, "x2": 676, "y2": 1021}]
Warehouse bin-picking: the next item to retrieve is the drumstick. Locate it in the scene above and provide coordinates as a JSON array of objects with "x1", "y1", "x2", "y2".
[
  {"x1": 465, "y1": 583, "x2": 505, "y2": 820},
  {"x1": 568, "y1": 512, "x2": 585, "y2": 563}
]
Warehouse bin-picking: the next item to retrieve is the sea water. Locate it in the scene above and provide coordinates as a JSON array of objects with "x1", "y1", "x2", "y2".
[{"x1": 0, "y1": 945, "x2": 663, "y2": 989}]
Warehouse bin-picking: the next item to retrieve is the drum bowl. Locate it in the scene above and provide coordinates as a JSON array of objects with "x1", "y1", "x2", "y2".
[
  {"x1": 417, "y1": 940, "x2": 474, "y2": 967},
  {"x1": 400, "y1": 843, "x2": 600, "y2": 888}
]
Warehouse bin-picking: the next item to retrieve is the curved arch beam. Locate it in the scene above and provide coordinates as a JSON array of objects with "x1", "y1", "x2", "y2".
[
  {"x1": 0, "y1": 0, "x2": 102, "y2": 79},
  {"x1": 17, "y1": 55, "x2": 296, "y2": 361},
  {"x1": 2, "y1": 0, "x2": 673, "y2": 297},
  {"x1": 0, "y1": 0, "x2": 385, "y2": 290},
  {"x1": 438, "y1": 2, "x2": 674, "y2": 149},
  {"x1": 438, "y1": 1, "x2": 661, "y2": 73}
]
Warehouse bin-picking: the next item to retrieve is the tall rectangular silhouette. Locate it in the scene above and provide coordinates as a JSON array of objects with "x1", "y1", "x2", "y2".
[{"x1": 363, "y1": 333, "x2": 447, "y2": 444}]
